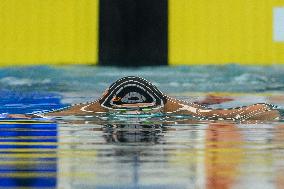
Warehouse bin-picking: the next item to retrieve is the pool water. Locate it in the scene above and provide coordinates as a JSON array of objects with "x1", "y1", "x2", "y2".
[{"x1": 0, "y1": 65, "x2": 284, "y2": 188}]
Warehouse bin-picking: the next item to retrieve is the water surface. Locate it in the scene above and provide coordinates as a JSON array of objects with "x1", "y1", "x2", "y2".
[{"x1": 0, "y1": 65, "x2": 283, "y2": 189}]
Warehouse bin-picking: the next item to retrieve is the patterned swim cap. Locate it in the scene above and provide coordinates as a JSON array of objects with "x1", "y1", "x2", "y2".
[{"x1": 99, "y1": 76, "x2": 166, "y2": 110}]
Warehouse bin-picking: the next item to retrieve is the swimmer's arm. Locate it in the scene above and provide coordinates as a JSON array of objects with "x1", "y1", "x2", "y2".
[
  {"x1": 164, "y1": 97, "x2": 280, "y2": 121},
  {"x1": 0, "y1": 107, "x2": 86, "y2": 119},
  {"x1": 200, "y1": 104, "x2": 280, "y2": 121},
  {"x1": 1, "y1": 101, "x2": 107, "y2": 119},
  {"x1": 0, "y1": 102, "x2": 106, "y2": 119},
  {"x1": 45, "y1": 101, "x2": 107, "y2": 116},
  {"x1": 2, "y1": 114, "x2": 42, "y2": 119}
]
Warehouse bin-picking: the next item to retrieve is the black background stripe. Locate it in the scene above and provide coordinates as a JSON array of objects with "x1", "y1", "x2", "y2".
[{"x1": 99, "y1": 0, "x2": 168, "y2": 66}]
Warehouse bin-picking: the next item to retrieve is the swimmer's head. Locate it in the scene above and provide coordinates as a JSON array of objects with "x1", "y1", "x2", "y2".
[{"x1": 99, "y1": 76, "x2": 166, "y2": 110}]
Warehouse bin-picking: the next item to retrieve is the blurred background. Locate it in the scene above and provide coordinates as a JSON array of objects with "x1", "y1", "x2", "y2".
[{"x1": 0, "y1": 0, "x2": 283, "y2": 67}]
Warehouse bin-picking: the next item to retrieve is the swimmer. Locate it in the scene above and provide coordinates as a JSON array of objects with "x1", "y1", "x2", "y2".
[{"x1": 6, "y1": 76, "x2": 281, "y2": 121}]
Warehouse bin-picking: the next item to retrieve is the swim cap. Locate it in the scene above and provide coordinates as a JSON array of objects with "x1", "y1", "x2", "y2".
[{"x1": 99, "y1": 76, "x2": 166, "y2": 110}]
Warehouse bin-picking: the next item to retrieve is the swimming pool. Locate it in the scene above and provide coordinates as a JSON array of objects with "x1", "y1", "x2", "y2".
[{"x1": 0, "y1": 65, "x2": 283, "y2": 188}]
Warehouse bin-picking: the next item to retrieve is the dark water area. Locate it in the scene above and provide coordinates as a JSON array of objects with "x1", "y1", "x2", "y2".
[{"x1": 0, "y1": 65, "x2": 284, "y2": 188}]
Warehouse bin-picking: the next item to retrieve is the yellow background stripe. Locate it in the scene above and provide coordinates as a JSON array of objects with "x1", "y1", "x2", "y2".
[
  {"x1": 0, "y1": 0, "x2": 98, "y2": 66},
  {"x1": 1, "y1": 1, "x2": 284, "y2": 65},
  {"x1": 169, "y1": 0, "x2": 284, "y2": 65}
]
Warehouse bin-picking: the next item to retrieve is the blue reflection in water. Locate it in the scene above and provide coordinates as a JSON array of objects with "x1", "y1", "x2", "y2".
[
  {"x1": 0, "y1": 123, "x2": 57, "y2": 188},
  {"x1": 0, "y1": 91, "x2": 62, "y2": 188}
]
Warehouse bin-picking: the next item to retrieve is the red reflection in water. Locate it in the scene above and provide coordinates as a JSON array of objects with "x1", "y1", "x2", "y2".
[{"x1": 206, "y1": 123, "x2": 243, "y2": 189}]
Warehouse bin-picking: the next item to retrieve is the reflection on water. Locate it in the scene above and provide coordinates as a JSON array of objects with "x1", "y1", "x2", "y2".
[
  {"x1": 205, "y1": 123, "x2": 243, "y2": 189},
  {"x1": 103, "y1": 124, "x2": 164, "y2": 143},
  {"x1": 1, "y1": 119, "x2": 284, "y2": 189},
  {"x1": 0, "y1": 123, "x2": 57, "y2": 188}
]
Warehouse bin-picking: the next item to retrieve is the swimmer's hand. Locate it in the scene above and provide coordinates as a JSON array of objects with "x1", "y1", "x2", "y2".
[{"x1": 201, "y1": 103, "x2": 280, "y2": 121}]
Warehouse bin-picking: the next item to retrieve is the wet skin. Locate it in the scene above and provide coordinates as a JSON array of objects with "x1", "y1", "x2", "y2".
[{"x1": 8, "y1": 76, "x2": 281, "y2": 121}]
